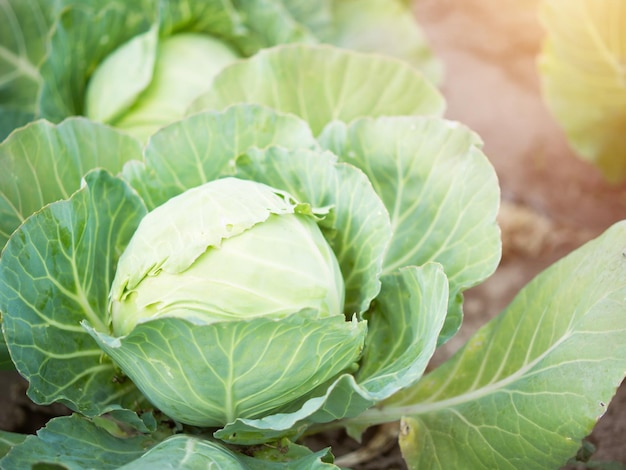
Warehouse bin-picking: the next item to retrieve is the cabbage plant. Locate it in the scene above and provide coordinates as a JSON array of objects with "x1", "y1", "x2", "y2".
[
  {"x1": 1, "y1": 44, "x2": 626, "y2": 469},
  {"x1": 0, "y1": 0, "x2": 441, "y2": 141},
  {"x1": 97, "y1": 177, "x2": 365, "y2": 426},
  {"x1": 538, "y1": 0, "x2": 626, "y2": 182}
]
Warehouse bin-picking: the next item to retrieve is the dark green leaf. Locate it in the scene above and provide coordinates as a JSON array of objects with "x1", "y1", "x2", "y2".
[
  {"x1": 0, "y1": 118, "x2": 143, "y2": 249},
  {"x1": 0, "y1": 0, "x2": 58, "y2": 137},
  {"x1": 0, "y1": 337, "x2": 13, "y2": 370},
  {"x1": 0, "y1": 430, "x2": 27, "y2": 459},
  {"x1": 117, "y1": 434, "x2": 337, "y2": 469},
  {"x1": 0, "y1": 415, "x2": 158, "y2": 469},
  {"x1": 0, "y1": 170, "x2": 147, "y2": 414}
]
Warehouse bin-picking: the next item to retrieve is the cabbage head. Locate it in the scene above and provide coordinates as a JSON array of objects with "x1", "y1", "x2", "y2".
[
  {"x1": 85, "y1": 32, "x2": 239, "y2": 142},
  {"x1": 88, "y1": 177, "x2": 364, "y2": 426}
]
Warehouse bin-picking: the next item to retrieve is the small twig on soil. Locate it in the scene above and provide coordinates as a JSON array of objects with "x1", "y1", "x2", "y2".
[{"x1": 334, "y1": 422, "x2": 400, "y2": 468}]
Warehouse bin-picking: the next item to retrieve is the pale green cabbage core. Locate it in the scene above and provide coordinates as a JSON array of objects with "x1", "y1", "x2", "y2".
[
  {"x1": 86, "y1": 32, "x2": 240, "y2": 142},
  {"x1": 109, "y1": 178, "x2": 345, "y2": 336}
]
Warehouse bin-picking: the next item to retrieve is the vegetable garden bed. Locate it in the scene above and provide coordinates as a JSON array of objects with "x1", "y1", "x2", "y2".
[{"x1": 1, "y1": 0, "x2": 626, "y2": 468}]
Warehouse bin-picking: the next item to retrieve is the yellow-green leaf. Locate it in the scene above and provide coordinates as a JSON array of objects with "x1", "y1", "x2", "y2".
[{"x1": 538, "y1": 0, "x2": 626, "y2": 182}]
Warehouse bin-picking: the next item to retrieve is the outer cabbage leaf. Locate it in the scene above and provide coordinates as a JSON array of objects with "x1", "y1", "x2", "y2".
[
  {"x1": 189, "y1": 44, "x2": 445, "y2": 135},
  {"x1": 85, "y1": 313, "x2": 366, "y2": 427},
  {"x1": 374, "y1": 221, "x2": 626, "y2": 469},
  {"x1": 538, "y1": 0, "x2": 626, "y2": 182},
  {"x1": 0, "y1": 170, "x2": 147, "y2": 414},
  {"x1": 0, "y1": 415, "x2": 158, "y2": 469},
  {"x1": 118, "y1": 435, "x2": 248, "y2": 469},
  {"x1": 214, "y1": 264, "x2": 448, "y2": 445},
  {"x1": 0, "y1": 118, "x2": 141, "y2": 373},
  {"x1": 0, "y1": 430, "x2": 26, "y2": 459},
  {"x1": 0, "y1": 0, "x2": 57, "y2": 139},
  {"x1": 356, "y1": 265, "x2": 448, "y2": 396},
  {"x1": 124, "y1": 104, "x2": 318, "y2": 210},
  {"x1": 319, "y1": 116, "x2": 501, "y2": 343},
  {"x1": 2, "y1": 416, "x2": 336, "y2": 469},
  {"x1": 0, "y1": 118, "x2": 142, "y2": 249},
  {"x1": 118, "y1": 435, "x2": 337, "y2": 469}
]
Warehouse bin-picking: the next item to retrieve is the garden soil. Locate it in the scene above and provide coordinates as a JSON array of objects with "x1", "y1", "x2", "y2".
[{"x1": 2, "y1": 0, "x2": 626, "y2": 468}]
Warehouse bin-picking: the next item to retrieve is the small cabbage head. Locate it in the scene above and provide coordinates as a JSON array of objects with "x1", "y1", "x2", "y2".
[
  {"x1": 110, "y1": 178, "x2": 345, "y2": 335},
  {"x1": 85, "y1": 31, "x2": 239, "y2": 141},
  {"x1": 91, "y1": 178, "x2": 366, "y2": 426}
]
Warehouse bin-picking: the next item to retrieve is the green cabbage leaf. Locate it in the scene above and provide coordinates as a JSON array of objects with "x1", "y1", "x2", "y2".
[{"x1": 353, "y1": 221, "x2": 626, "y2": 469}]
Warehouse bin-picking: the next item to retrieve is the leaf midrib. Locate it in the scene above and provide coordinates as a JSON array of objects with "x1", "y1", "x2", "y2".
[{"x1": 397, "y1": 331, "x2": 573, "y2": 417}]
